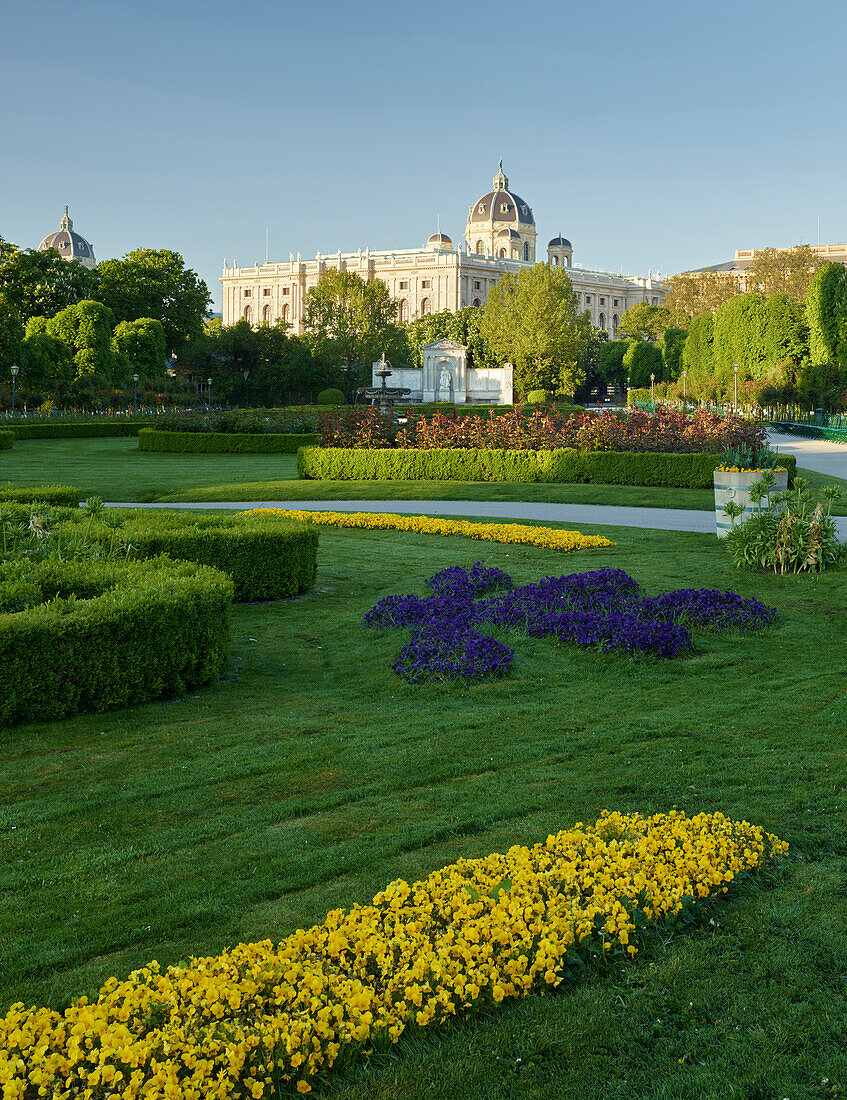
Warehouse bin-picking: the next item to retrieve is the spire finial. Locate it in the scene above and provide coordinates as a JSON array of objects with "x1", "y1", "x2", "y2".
[
  {"x1": 60, "y1": 204, "x2": 72, "y2": 230},
  {"x1": 493, "y1": 160, "x2": 509, "y2": 191}
]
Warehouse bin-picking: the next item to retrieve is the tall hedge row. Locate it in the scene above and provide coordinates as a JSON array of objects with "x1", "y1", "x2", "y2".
[
  {"x1": 138, "y1": 429, "x2": 319, "y2": 454},
  {"x1": 297, "y1": 446, "x2": 795, "y2": 488},
  {"x1": 89, "y1": 511, "x2": 319, "y2": 601},
  {"x1": 0, "y1": 483, "x2": 81, "y2": 505},
  {"x1": 0, "y1": 431, "x2": 13, "y2": 450},
  {"x1": 0, "y1": 557, "x2": 233, "y2": 724}
]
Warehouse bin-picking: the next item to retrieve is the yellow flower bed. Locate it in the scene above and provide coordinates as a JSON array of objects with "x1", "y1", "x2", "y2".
[
  {"x1": 715, "y1": 466, "x2": 788, "y2": 473},
  {"x1": 0, "y1": 811, "x2": 785, "y2": 1099},
  {"x1": 241, "y1": 508, "x2": 615, "y2": 552}
]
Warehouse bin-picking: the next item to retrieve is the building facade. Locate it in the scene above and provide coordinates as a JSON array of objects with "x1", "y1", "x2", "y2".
[
  {"x1": 689, "y1": 243, "x2": 847, "y2": 293},
  {"x1": 221, "y1": 166, "x2": 665, "y2": 337}
]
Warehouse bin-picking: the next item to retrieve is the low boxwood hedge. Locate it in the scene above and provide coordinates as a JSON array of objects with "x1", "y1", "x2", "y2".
[
  {"x1": 88, "y1": 510, "x2": 319, "y2": 601},
  {"x1": 297, "y1": 447, "x2": 797, "y2": 488},
  {"x1": 0, "y1": 483, "x2": 81, "y2": 505},
  {"x1": 138, "y1": 428, "x2": 319, "y2": 454},
  {"x1": 11, "y1": 422, "x2": 147, "y2": 439},
  {"x1": 0, "y1": 556, "x2": 233, "y2": 724},
  {"x1": 0, "y1": 431, "x2": 13, "y2": 450}
]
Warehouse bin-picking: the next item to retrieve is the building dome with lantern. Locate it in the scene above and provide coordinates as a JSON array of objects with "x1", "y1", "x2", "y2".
[
  {"x1": 465, "y1": 162, "x2": 537, "y2": 262},
  {"x1": 38, "y1": 206, "x2": 96, "y2": 268}
]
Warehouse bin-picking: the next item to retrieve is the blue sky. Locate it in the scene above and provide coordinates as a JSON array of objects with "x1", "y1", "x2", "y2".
[{"x1": 2, "y1": 0, "x2": 845, "y2": 309}]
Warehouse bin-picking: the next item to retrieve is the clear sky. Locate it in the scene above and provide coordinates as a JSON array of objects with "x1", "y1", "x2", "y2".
[{"x1": 2, "y1": 0, "x2": 845, "y2": 310}]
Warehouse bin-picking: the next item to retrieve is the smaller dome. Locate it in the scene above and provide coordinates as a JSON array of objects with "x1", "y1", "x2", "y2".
[
  {"x1": 548, "y1": 236, "x2": 572, "y2": 248},
  {"x1": 426, "y1": 231, "x2": 453, "y2": 251},
  {"x1": 38, "y1": 206, "x2": 96, "y2": 268},
  {"x1": 496, "y1": 228, "x2": 521, "y2": 240}
]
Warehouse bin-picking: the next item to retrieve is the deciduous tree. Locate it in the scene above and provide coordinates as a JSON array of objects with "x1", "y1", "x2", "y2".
[
  {"x1": 0, "y1": 241, "x2": 98, "y2": 324},
  {"x1": 806, "y1": 262, "x2": 847, "y2": 367},
  {"x1": 616, "y1": 301, "x2": 672, "y2": 342},
  {"x1": 47, "y1": 300, "x2": 115, "y2": 380},
  {"x1": 748, "y1": 245, "x2": 827, "y2": 301},
  {"x1": 110, "y1": 318, "x2": 168, "y2": 384}
]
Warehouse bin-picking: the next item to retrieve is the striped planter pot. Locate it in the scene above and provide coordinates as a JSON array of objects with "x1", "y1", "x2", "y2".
[{"x1": 713, "y1": 469, "x2": 788, "y2": 538}]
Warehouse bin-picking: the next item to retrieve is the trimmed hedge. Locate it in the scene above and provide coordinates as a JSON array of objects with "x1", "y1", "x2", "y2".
[
  {"x1": 89, "y1": 510, "x2": 319, "y2": 601},
  {"x1": 138, "y1": 428, "x2": 319, "y2": 454},
  {"x1": 0, "y1": 483, "x2": 81, "y2": 505},
  {"x1": 0, "y1": 556, "x2": 233, "y2": 724},
  {"x1": 297, "y1": 447, "x2": 798, "y2": 488},
  {"x1": 0, "y1": 430, "x2": 13, "y2": 450},
  {"x1": 10, "y1": 422, "x2": 147, "y2": 439}
]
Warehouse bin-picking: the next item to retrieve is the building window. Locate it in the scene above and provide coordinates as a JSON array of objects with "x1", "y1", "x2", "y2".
[
  {"x1": 652, "y1": 297, "x2": 658, "y2": 306},
  {"x1": 420, "y1": 298, "x2": 431, "y2": 316},
  {"x1": 598, "y1": 313, "x2": 606, "y2": 331},
  {"x1": 551, "y1": 255, "x2": 559, "y2": 266},
  {"x1": 421, "y1": 280, "x2": 431, "y2": 289},
  {"x1": 476, "y1": 240, "x2": 484, "y2": 254},
  {"x1": 500, "y1": 203, "x2": 510, "y2": 213},
  {"x1": 399, "y1": 280, "x2": 409, "y2": 290},
  {"x1": 612, "y1": 314, "x2": 619, "y2": 335},
  {"x1": 523, "y1": 242, "x2": 529, "y2": 261},
  {"x1": 472, "y1": 297, "x2": 481, "y2": 307},
  {"x1": 499, "y1": 248, "x2": 506, "y2": 258},
  {"x1": 478, "y1": 203, "x2": 486, "y2": 213},
  {"x1": 262, "y1": 304, "x2": 272, "y2": 325},
  {"x1": 521, "y1": 205, "x2": 528, "y2": 215},
  {"x1": 398, "y1": 298, "x2": 409, "y2": 323},
  {"x1": 600, "y1": 297, "x2": 605, "y2": 306},
  {"x1": 613, "y1": 299, "x2": 618, "y2": 307},
  {"x1": 282, "y1": 286, "x2": 290, "y2": 295},
  {"x1": 243, "y1": 289, "x2": 252, "y2": 297},
  {"x1": 263, "y1": 288, "x2": 271, "y2": 296},
  {"x1": 473, "y1": 280, "x2": 481, "y2": 290},
  {"x1": 281, "y1": 304, "x2": 290, "y2": 322},
  {"x1": 585, "y1": 295, "x2": 591, "y2": 305},
  {"x1": 243, "y1": 305, "x2": 252, "y2": 323}
]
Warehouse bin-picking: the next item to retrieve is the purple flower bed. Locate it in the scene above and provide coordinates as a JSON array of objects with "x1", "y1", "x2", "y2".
[{"x1": 365, "y1": 564, "x2": 777, "y2": 683}]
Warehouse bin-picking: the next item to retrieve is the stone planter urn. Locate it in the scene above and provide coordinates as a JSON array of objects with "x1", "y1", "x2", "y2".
[{"x1": 713, "y1": 467, "x2": 789, "y2": 538}]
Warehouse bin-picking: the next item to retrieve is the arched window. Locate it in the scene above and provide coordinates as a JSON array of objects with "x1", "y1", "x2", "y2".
[
  {"x1": 612, "y1": 314, "x2": 619, "y2": 336},
  {"x1": 398, "y1": 298, "x2": 409, "y2": 323},
  {"x1": 476, "y1": 240, "x2": 484, "y2": 254},
  {"x1": 262, "y1": 304, "x2": 272, "y2": 325},
  {"x1": 420, "y1": 297, "x2": 431, "y2": 316},
  {"x1": 472, "y1": 297, "x2": 481, "y2": 308},
  {"x1": 598, "y1": 313, "x2": 606, "y2": 331},
  {"x1": 511, "y1": 248, "x2": 519, "y2": 259},
  {"x1": 499, "y1": 248, "x2": 506, "y2": 258},
  {"x1": 281, "y1": 303, "x2": 290, "y2": 323},
  {"x1": 243, "y1": 305, "x2": 252, "y2": 324},
  {"x1": 551, "y1": 255, "x2": 559, "y2": 266},
  {"x1": 523, "y1": 242, "x2": 529, "y2": 261}
]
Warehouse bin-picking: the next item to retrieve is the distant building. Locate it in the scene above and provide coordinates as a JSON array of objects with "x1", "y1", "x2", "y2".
[
  {"x1": 687, "y1": 243, "x2": 847, "y2": 293},
  {"x1": 38, "y1": 206, "x2": 96, "y2": 268},
  {"x1": 221, "y1": 165, "x2": 665, "y2": 337}
]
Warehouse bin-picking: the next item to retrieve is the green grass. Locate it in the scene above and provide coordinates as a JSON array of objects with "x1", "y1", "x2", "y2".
[
  {"x1": 3, "y1": 436, "x2": 847, "y2": 513},
  {"x1": 3, "y1": 521, "x2": 847, "y2": 1098}
]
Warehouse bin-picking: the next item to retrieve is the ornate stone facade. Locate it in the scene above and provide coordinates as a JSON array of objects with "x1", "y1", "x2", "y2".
[
  {"x1": 221, "y1": 166, "x2": 665, "y2": 338},
  {"x1": 379, "y1": 339, "x2": 514, "y2": 404}
]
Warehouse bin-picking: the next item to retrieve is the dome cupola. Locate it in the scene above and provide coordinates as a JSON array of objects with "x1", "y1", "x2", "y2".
[
  {"x1": 426, "y1": 231, "x2": 453, "y2": 251},
  {"x1": 547, "y1": 232, "x2": 573, "y2": 269},
  {"x1": 465, "y1": 162, "x2": 537, "y2": 261},
  {"x1": 38, "y1": 206, "x2": 96, "y2": 268}
]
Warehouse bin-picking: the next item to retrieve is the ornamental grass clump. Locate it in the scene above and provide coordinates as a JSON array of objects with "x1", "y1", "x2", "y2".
[
  {"x1": 724, "y1": 473, "x2": 846, "y2": 574},
  {"x1": 366, "y1": 565, "x2": 777, "y2": 682},
  {"x1": 0, "y1": 811, "x2": 788, "y2": 1099}
]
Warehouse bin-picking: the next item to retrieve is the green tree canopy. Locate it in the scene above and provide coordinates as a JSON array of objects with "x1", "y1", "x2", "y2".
[
  {"x1": 616, "y1": 302, "x2": 672, "y2": 342},
  {"x1": 479, "y1": 264, "x2": 588, "y2": 398},
  {"x1": 0, "y1": 241, "x2": 98, "y2": 324},
  {"x1": 110, "y1": 318, "x2": 168, "y2": 384},
  {"x1": 711, "y1": 293, "x2": 769, "y2": 382},
  {"x1": 405, "y1": 306, "x2": 493, "y2": 370},
  {"x1": 622, "y1": 340, "x2": 663, "y2": 387},
  {"x1": 662, "y1": 270, "x2": 740, "y2": 325},
  {"x1": 303, "y1": 270, "x2": 404, "y2": 386},
  {"x1": 762, "y1": 293, "x2": 808, "y2": 378},
  {"x1": 96, "y1": 249, "x2": 211, "y2": 354},
  {"x1": 806, "y1": 262, "x2": 847, "y2": 367},
  {"x1": 658, "y1": 327, "x2": 687, "y2": 381},
  {"x1": 748, "y1": 245, "x2": 827, "y2": 301},
  {"x1": 19, "y1": 332, "x2": 73, "y2": 389},
  {"x1": 0, "y1": 292, "x2": 24, "y2": 372},
  {"x1": 46, "y1": 300, "x2": 115, "y2": 380},
  {"x1": 596, "y1": 339, "x2": 629, "y2": 383}
]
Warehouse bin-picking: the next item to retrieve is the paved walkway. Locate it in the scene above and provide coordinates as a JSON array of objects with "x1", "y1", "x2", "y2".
[{"x1": 106, "y1": 434, "x2": 847, "y2": 539}]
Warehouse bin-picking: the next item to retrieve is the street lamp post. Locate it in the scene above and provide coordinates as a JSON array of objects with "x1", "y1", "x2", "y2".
[
  {"x1": 207, "y1": 377, "x2": 213, "y2": 410},
  {"x1": 10, "y1": 363, "x2": 18, "y2": 415},
  {"x1": 682, "y1": 369, "x2": 687, "y2": 415},
  {"x1": 132, "y1": 373, "x2": 139, "y2": 414},
  {"x1": 243, "y1": 369, "x2": 250, "y2": 408},
  {"x1": 650, "y1": 372, "x2": 655, "y2": 409},
  {"x1": 733, "y1": 363, "x2": 739, "y2": 412}
]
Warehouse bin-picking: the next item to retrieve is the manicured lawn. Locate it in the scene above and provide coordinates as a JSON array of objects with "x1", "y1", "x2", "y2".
[
  {"x1": 3, "y1": 520, "x2": 846, "y2": 1097},
  {"x1": 3, "y1": 436, "x2": 847, "y2": 513}
]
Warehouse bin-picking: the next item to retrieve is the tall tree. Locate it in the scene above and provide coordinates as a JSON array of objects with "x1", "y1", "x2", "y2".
[
  {"x1": 747, "y1": 245, "x2": 827, "y2": 301},
  {"x1": 682, "y1": 313, "x2": 714, "y2": 374},
  {"x1": 711, "y1": 293, "x2": 769, "y2": 381},
  {"x1": 0, "y1": 292, "x2": 24, "y2": 373},
  {"x1": 658, "y1": 327, "x2": 687, "y2": 381},
  {"x1": 616, "y1": 301, "x2": 672, "y2": 342},
  {"x1": 622, "y1": 340, "x2": 663, "y2": 387},
  {"x1": 806, "y1": 262, "x2": 847, "y2": 367},
  {"x1": 663, "y1": 269, "x2": 740, "y2": 324},
  {"x1": 303, "y1": 270, "x2": 403, "y2": 386},
  {"x1": 110, "y1": 318, "x2": 168, "y2": 383},
  {"x1": 762, "y1": 293, "x2": 808, "y2": 377},
  {"x1": 479, "y1": 264, "x2": 588, "y2": 398},
  {"x1": 96, "y1": 249, "x2": 211, "y2": 354},
  {"x1": 0, "y1": 242, "x2": 98, "y2": 324},
  {"x1": 47, "y1": 300, "x2": 115, "y2": 380}
]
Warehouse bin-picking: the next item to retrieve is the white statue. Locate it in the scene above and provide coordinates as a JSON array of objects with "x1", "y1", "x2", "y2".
[{"x1": 438, "y1": 367, "x2": 453, "y2": 398}]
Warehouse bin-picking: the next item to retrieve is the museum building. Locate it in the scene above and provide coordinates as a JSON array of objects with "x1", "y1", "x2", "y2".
[{"x1": 220, "y1": 165, "x2": 666, "y2": 336}]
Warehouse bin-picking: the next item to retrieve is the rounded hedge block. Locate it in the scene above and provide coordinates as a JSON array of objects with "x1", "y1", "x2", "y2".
[
  {"x1": 0, "y1": 431, "x2": 14, "y2": 450},
  {"x1": 316, "y1": 388, "x2": 345, "y2": 405},
  {"x1": 0, "y1": 483, "x2": 80, "y2": 505},
  {"x1": 0, "y1": 556, "x2": 233, "y2": 724},
  {"x1": 297, "y1": 447, "x2": 798, "y2": 489},
  {"x1": 88, "y1": 510, "x2": 319, "y2": 601},
  {"x1": 138, "y1": 428, "x2": 319, "y2": 454},
  {"x1": 525, "y1": 390, "x2": 548, "y2": 405}
]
